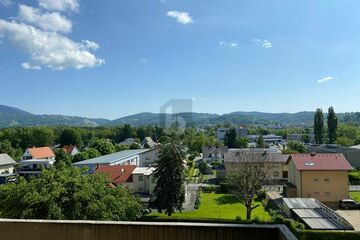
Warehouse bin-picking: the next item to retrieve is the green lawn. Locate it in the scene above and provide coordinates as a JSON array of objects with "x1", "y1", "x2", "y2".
[
  {"x1": 147, "y1": 192, "x2": 271, "y2": 221},
  {"x1": 350, "y1": 191, "x2": 360, "y2": 202}
]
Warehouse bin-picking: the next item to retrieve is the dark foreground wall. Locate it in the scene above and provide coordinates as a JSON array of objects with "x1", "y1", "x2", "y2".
[{"x1": 0, "y1": 219, "x2": 297, "y2": 240}]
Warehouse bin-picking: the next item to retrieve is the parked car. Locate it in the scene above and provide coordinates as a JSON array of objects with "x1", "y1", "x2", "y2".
[{"x1": 339, "y1": 199, "x2": 360, "y2": 209}]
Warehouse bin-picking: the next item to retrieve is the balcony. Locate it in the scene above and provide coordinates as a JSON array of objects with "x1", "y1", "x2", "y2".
[{"x1": 0, "y1": 219, "x2": 296, "y2": 240}]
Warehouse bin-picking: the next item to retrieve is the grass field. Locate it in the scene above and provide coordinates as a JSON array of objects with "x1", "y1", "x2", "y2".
[
  {"x1": 350, "y1": 191, "x2": 360, "y2": 202},
  {"x1": 146, "y1": 192, "x2": 271, "y2": 221}
]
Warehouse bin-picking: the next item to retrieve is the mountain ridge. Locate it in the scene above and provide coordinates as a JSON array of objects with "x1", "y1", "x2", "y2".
[{"x1": 1, "y1": 105, "x2": 360, "y2": 128}]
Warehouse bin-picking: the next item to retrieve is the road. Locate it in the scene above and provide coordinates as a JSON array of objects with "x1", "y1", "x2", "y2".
[{"x1": 183, "y1": 183, "x2": 201, "y2": 211}]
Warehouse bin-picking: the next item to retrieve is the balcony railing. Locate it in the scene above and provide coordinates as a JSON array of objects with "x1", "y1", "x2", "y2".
[{"x1": 0, "y1": 219, "x2": 297, "y2": 240}]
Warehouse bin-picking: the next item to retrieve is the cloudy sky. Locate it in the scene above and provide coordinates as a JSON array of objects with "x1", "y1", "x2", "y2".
[{"x1": 1, "y1": 0, "x2": 360, "y2": 119}]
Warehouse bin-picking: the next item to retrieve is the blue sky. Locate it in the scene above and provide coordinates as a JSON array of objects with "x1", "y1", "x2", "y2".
[{"x1": 1, "y1": 0, "x2": 360, "y2": 120}]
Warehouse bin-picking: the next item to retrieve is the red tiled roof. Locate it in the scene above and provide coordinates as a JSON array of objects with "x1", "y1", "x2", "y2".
[
  {"x1": 63, "y1": 145, "x2": 76, "y2": 154},
  {"x1": 287, "y1": 153, "x2": 352, "y2": 171},
  {"x1": 28, "y1": 147, "x2": 55, "y2": 159},
  {"x1": 95, "y1": 165, "x2": 136, "y2": 185}
]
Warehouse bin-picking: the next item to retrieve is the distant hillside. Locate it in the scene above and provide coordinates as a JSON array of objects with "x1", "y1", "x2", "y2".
[
  {"x1": 107, "y1": 112, "x2": 219, "y2": 126},
  {"x1": 1, "y1": 104, "x2": 360, "y2": 128},
  {"x1": 0, "y1": 105, "x2": 110, "y2": 128}
]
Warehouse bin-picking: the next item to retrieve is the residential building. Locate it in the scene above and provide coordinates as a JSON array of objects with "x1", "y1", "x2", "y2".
[
  {"x1": 0, "y1": 154, "x2": 17, "y2": 184},
  {"x1": 141, "y1": 137, "x2": 157, "y2": 148},
  {"x1": 307, "y1": 144, "x2": 360, "y2": 168},
  {"x1": 224, "y1": 148, "x2": 287, "y2": 180},
  {"x1": 247, "y1": 134, "x2": 283, "y2": 143},
  {"x1": 73, "y1": 149, "x2": 158, "y2": 173},
  {"x1": 285, "y1": 153, "x2": 352, "y2": 204},
  {"x1": 62, "y1": 145, "x2": 80, "y2": 156},
  {"x1": 0, "y1": 153, "x2": 16, "y2": 174},
  {"x1": 216, "y1": 127, "x2": 248, "y2": 142},
  {"x1": 95, "y1": 165, "x2": 156, "y2": 202},
  {"x1": 202, "y1": 146, "x2": 228, "y2": 164},
  {"x1": 95, "y1": 165, "x2": 136, "y2": 187},
  {"x1": 18, "y1": 147, "x2": 55, "y2": 177},
  {"x1": 130, "y1": 167, "x2": 156, "y2": 196}
]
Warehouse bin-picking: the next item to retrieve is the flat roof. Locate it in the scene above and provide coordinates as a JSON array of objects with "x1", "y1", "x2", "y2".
[
  {"x1": 132, "y1": 167, "x2": 156, "y2": 176},
  {"x1": 301, "y1": 218, "x2": 338, "y2": 230},
  {"x1": 73, "y1": 149, "x2": 149, "y2": 165},
  {"x1": 283, "y1": 198, "x2": 320, "y2": 209}
]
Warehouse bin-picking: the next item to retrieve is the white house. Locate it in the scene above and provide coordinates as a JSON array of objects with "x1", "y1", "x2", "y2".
[{"x1": 18, "y1": 147, "x2": 55, "y2": 177}]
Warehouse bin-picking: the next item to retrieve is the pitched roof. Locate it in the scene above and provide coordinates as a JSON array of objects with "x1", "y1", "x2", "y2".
[
  {"x1": 95, "y1": 165, "x2": 136, "y2": 185},
  {"x1": 0, "y1": 154, "x2": 16, "y2": 166},
  {"x1": 63, "y1": 145, "x2": 76, "y2": 154},
  {"x1": 287, "y1": 153, "x2": 352, "y2": 171},
  {"x1": 27, "y1": 147, "x2": 55, "y2": 159}
]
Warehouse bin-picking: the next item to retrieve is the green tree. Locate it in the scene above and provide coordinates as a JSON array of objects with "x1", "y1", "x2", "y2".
[
  {"x1": 286, "y1": 141, "x2": 306, "y2": 153},
  {"x1": 54, "y1": 148, "x2": 72, "y2": 166},
  {"x1": 59, "y1": 129, "x2": 82, "y2": 146},
  {"x1": 0, "y1": 140, "x2": 22, "y2": 160},
  {"x1": 327, "y1": 107, "x2": 338, "y2": 144},
  {"x1": 154, "y1": 141, "x2": 186, "y2": 216},
  {"x1": 198, "y1": 161, "x2": 208, "y2": 175},
  {"x1": 31, "y1": 127, "x2": 55, "y2": 147},
  {"x1": 236, "y1": 137, "x2": 249, "y2": 148},
  {"x1": 314, "y1": 108, "x2": 324, "y2": 144},
  {"x1": 89, "y1": 138, "x2": 115, "y2": 155},
  {"x1": 227, "y1": 150, "x2": 269, "y2": 220},
  {"x1": 0, "y1": 164, "x2": 142, "y2": 220},
  {"x1": 256, "y1": 135, "x2": 266, "y2": 148},
  {"x1": 224, "y1": 128, "x2": 237, "y2": 148}
]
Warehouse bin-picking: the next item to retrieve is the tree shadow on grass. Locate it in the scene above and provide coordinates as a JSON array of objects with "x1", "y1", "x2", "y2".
[{"x1": 216, "y1": 195, "x2": 239, "y2": 205}]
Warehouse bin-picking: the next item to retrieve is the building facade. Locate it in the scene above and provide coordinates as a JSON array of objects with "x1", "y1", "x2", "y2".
[{"x1": 286, "y1": 153, "x2": 352, "y2": 204}]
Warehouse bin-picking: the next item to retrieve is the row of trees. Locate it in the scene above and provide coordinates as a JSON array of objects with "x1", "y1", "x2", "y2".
[{"x1": 314, "y1": 107, "x2": 338, "y2": 144}]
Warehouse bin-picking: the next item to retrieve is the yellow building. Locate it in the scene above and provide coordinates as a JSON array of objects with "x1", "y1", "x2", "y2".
[{"x1": 286, "y1": 153, "x2": 352, "y2": 204}]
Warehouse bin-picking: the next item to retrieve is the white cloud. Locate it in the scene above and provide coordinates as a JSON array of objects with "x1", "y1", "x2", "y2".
[
  {"x1": 18, "y1": 5, "x2": 72, "y2": 34},
  {"x1": 38, "y1": 0, "x2": 79, "y2": 12},
  {"x1": 0, "y1": 0, "x2": 12, "y2": 7},
  {"x1": 317, "y1": 76, "x2": 334, "y2": 84},
  {"x1": 252, "y1": 39, "x2": 272, "y2": 49},
  {"x1": 219, "y1": 40, "x2": 238, "y2": 48},
  {"x1": 167, "y1": 11, "x2": 193, "y2": 25},
  {"x1": 21, "y1": 62, "x2": 41, "y2": 70},
  {"x1": 0, "y1": 19, "x2": 104, "y2": 70}
]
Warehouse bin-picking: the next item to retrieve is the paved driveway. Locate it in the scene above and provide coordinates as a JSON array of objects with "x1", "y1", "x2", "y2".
[{"x1": 336, "y1": 210, "x2": 360, "y2": 231}]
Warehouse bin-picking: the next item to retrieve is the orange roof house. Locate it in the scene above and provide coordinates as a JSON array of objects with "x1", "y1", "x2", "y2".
[{"x1": 25, "y1": 147, "x2": 55, "y2": 159}]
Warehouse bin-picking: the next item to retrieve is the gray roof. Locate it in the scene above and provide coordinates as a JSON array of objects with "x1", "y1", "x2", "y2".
[
  {"x1": 73, "y1": 149, "x2": 149, "y2": 165},
  {"x1": 0, "y1": 154, "x2": 16, "y2": 166},
  {"x1": 283, "y1": 198, "x2": 319, "y2": 209},
  {"x1": 202, "y1": 146, "x2": 228, "y2": 158},
  {"x1": 225, "y1": 148, "x2": 285, "y2": 163}
]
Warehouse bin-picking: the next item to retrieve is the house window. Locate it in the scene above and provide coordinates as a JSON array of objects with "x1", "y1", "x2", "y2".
[
  {"x1": 151, "y1": 177, "x2": 156, "y2": 184},
  {"x1": 273, "y1": 171, "x2": 280, "y2": 178},
  {"x1": 138, "y1": 175, "x2": 143, "y2": 181},
  {"x1": 324, "y1": 178, "x2": 330, "y2": 183},
  {"x1": 325, "y1": 192, "x2": 331, "y2": 197},
  {"x1": 314, "y1": 192, "x2": 320, "y2": 197},
  {"x1": 313, "y1": 178, "x2": 319, "y2": 183}
]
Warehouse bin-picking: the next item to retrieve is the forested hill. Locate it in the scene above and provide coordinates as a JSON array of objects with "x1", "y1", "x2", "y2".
[
  {"x1": 0, "y1": 105, "x2": 110, "y2": 128},
  {"x1": 1, "y1": 105, "x2": 360, "y2": 128}
]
